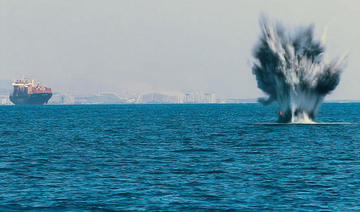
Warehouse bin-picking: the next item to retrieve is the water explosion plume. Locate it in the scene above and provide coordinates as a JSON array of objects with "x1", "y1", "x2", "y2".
[{"x1": 252, "y1": 18, "x2": 346, "y2": 123}]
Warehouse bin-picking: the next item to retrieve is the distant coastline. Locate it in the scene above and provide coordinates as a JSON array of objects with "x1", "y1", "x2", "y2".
[
  {"x1": 0, "y1": 100, "x2": 359, "y2": 106},
  {"x1": 0, "y1": 79, "x2": 358, "y2": 105}
]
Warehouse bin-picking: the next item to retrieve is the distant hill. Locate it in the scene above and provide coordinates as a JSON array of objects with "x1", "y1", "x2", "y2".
[{"x1": 74, "y1": 93, "x2": 127, "y2": 104}]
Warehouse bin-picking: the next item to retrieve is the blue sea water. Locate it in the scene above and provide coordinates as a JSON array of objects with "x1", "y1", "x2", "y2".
[{"x1": 0, "y1": 103, "x2": 359, "y2": 211}]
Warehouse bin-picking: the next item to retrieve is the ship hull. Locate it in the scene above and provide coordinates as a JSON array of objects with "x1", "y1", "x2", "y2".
[{"x1": 10, "y1": 93, "x2": 52, "y2": 105}]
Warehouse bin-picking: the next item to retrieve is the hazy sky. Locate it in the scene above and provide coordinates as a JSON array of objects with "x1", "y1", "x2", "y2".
[{"x1": 0, "y1": 0, "x2": 359, "y2": 99}]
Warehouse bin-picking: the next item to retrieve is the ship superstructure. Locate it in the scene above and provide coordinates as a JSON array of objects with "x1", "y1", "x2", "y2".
[{"x1": 9, "y1": 79, "x2": 52, "y2": 105}]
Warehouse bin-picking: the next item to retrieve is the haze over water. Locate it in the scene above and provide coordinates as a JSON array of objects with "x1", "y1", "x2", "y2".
[
  {"x1": 0, "y1": 0, "x2": 359, "y2": 100},
  {"x1": 0, "y1": 103, "x2": 359, "y2": 211}
]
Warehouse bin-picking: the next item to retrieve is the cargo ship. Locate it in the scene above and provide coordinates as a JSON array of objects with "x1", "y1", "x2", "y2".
[{"x1": 9, "y1": 79, "x2": 52, "y2": 105}]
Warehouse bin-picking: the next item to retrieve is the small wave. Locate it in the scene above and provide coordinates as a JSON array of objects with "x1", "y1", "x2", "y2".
[
  {"x1": 172, "y1": 148, "x2": 216, "y2": 153},
  {"x1": 199, "y1": 170, "x2": 227, "y2": 174}
]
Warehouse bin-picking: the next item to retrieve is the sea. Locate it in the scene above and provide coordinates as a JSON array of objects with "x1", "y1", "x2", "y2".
[{"x1": 0, "y1": 103, "x2": 359, "y2": 211}]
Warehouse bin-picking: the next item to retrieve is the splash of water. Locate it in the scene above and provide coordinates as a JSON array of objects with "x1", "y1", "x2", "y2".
[{"x1": 252, "y1": 17, "x2": 346, "y2": 123}]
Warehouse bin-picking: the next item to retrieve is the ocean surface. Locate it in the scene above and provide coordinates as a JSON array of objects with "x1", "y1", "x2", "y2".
[{"x1": 0, "y1": 103, "x2": 359, "y2": 211}]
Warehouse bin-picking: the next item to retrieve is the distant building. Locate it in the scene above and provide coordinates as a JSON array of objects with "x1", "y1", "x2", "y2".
[
  {"x1": 184, "y1": 93, "x2": 194, "y2": 103},
  {"x1": 0, "y1": 96, "x2": 12, "y2": 105},
  {"x1": 137, "y1": 93, "x2": 182, "y2": 104},
  {"x1": 218, "y1": 98, "x2": 257, "y2": 103},
  {"x1": 204, "y1": 93, "x2": 216, "y2": 103},
  {"x1": 183, "y1": 91, "x2": 216, "y2": 103}
]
